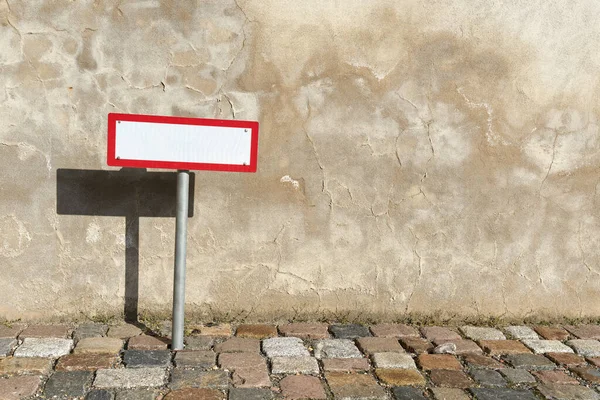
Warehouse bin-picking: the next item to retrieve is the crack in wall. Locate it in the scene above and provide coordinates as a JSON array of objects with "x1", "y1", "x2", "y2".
[{"x1": 539, "y1": 130, "x2": 559, "y2": 194}]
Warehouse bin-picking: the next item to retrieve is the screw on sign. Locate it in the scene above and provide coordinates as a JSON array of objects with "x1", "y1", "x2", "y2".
[{"x1": 107, "y1": 113, "x2": 259, "y2": 350}]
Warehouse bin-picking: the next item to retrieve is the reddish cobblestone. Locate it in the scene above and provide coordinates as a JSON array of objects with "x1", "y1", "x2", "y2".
[
  {"x1": 0, "y1": 376, "x2": 41, "y2": 400},
  {"x1": 356, "y1": 337, "x2": 404, "y2": 354},
  {"x1": 322, "y1": 358, "x2": 370, "y2": 372},
  {"x1": 463, "y1": 354, "x2": 504, "y2": 369},
  {"x1": 218, "y1": 352, "x2": 265, "y2": 369},
  {"x1": 235, "y1": 324, "x2": 277, "y2": 339},
  {"x1": 570, "y1": 367, "x2": 600, "y2": 384},
  {"x1": 370, "y1": 324, "x2": 420, "y2": 338},
  {"x1": 400, "y1": 337, "x2": 433, "y2": 354},
  {"x1": 127, "y1": 335, "x2": 169, "y2": 350},
  {"x1": 479, "y1": 340, "x2": 531, "y2": 355},
  {"x1": 417, "y1": 354, "x2": 463, "y2": 370},
  {"x1": 214, "y1": 338, "x2": 260, "y2": 353},
  {"x1": 587, "y1": 357, "x2": 600, "y2": 367},
  {"x1": 106, "y1": 324, "x2": 142, "y2": 339},
  {"x1": 534, "y1": 326, "x2": 570, "y2": 341},
  {"x1": 546, "y1": 352, "x2": 587, "y2": 367},
  {"x1": 19, "y1": 325, "x2": 71, "y2": 339},
  {"x1": 278, "y1": 323, "x2": 329, "y2": 339},
  {"x1": 532, "y1": 370, "x2": 579, "y2": 384},
  {"x1": 565, "y1": 325, "x2": 600, "y2": 340},
  {"x1": 0, "y1": 357, "x2": 52, "y2": 375},
  {"x1": 73, "y1": 337, "x2": 123, "y2": 354},
  {"x1": 429, "y1": 370, "x2": 473, "y2": 388},
  {"x1": 376, "y1": 368, "x2": 426, "y2": 386},
  {"x1": 55, "y1": 354, "x2": 118, "y2": 371},
  {"x1": 0, "y1": 324, "x2": 25, "y2": 339},
  {"x1": 280, "y1": 375, "x2": 326, "y2": 399},
  {"x1": 326, "y1": 372, "x2": 389, "y2": 397},
  {"x1": 421, "y1": 327, "x2": 462, "y2": 342}
]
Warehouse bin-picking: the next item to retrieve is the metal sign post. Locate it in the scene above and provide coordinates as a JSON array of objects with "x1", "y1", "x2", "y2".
[
  {"x1": 107, "y1": 113, "x2": 259, "y2": 351},
  {"x1": 172, "y1": 170, "x2": 189, "y2": 350}
]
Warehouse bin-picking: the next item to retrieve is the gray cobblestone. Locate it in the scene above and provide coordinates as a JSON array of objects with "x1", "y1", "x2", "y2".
[
  {"x1": 262, "y1": 337, "x2": 309, "y2": 358},
  {"x1": 43, "y1": 371, "x2": 93, "y2": 399},
  {"x1": 123, "y1": 350, "x2": 172, "y2": 368},
  {"x1": 566, "y1": 339, "x2": 600, "y2": 357},
  {"x1": 314, "y1": 339, "x2": 362, "y2": 359},
  {"x1": 94, "y1": 368, "x2": 167, "y2": 389},
  {"x1": 0, "y1": 338, "x2": 16, "y2": 356},
  {"x1": 271, "y1": 356, "x2": 319, "y2": 374},
  {"x1": 14, "y1": 338, "x2": 73, "y2": 358}
]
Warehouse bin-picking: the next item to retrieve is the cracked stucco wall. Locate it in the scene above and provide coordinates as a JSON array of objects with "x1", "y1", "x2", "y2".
[{"x1": 2, "y1": 0, "x2": 600, "y2": 321}]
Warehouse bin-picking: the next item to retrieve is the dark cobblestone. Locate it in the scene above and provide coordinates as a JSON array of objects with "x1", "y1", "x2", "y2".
[
  {"x1": 43, "y1": 371, "x2": 93, "y2": 399},
  {"x1": 329, "y1": 324, "x2": 372, "y2": 339},
  {"x1": 123, "y1": 350, "x2": 172, "y2": 368}
]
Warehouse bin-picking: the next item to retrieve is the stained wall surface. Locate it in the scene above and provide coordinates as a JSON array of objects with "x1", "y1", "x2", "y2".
[{"x1": 2, "y1": 0, "x2": 600, "y2": 320}]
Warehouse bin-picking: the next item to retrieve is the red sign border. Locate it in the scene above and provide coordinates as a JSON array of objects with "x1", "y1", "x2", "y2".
[{"x1": 107, "y1": 113, "x2": 259, "y2": 172}]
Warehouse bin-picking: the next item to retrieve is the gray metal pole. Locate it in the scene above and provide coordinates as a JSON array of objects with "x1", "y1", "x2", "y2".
[{"x1": 171, "y1": 170, "x2": 189, "y2": 350}]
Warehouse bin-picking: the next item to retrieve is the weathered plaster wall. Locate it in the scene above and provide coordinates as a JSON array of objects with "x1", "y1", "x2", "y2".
[{"x1": 2, "y1": 0, "x2": 600, "y2": 321}]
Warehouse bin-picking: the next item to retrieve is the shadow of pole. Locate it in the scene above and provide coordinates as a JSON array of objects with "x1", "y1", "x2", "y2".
[{"x1": 56, "y1": 168, "x2": 195, "y2": 323}]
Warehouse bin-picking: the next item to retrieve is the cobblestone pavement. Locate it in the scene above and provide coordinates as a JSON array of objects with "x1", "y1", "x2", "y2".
[{"x1": 3, "y1": 322, "x2": 600, "y2": 399}]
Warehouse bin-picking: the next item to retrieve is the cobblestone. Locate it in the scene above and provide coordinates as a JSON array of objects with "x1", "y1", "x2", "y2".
[
  {"x1": 460, "y1": 326, "x2": 506, "y2": 341},
  {"x1": 431, "y1": 388, "x2": 471, "y2": 400},
  {"x1": 74, "y1": 324, "x2": 108, "y2": 342},
  {"x1": 532, "y1": 370, "x2": 579, "y2": 385},
  {"x1": 214, "y1": 337, "x2": 260, "y2": 353},
  {"x1": 107, "y1": 325, "x2": 142, "y2": 339},
  {"x1": 399, "y1": 337, "x2": 433, "y2": 354},
  {"x1": 326, "y1": 371, "x2": 389, "y2": 398},
  {"x1": 0, "y1": 324, "x2": 24, "y2": 339},
  {"x1": 0, "y1": 376, "x2": 41, "y2": 400},
  {"x1": 537, "y1": 383, "x2": 600, "y2": 400},
  {"x1": 13, "y1": 338, "x2": 73, "y2": 358},
  {"x1": 43, "y1": 371, "x2": 93, "y2": 398},
  {"x1": 0, "y1": 356, "x2": 52, "y2": 374},
  {"x1": 169, "y1": 369, "x2": 228, "y2": 390},
  {"x1": 534, "y1": 326, "x2": 570, "y2": 341},
  {"x1": 463, "y1": 354, "x2": 504, "y2": 369},
  {"x1": 370, "y1": 324, "x2": 419, "y2": 338},
  {"x1": 314, "y1": 339, "x2": 362, "y2": 359},
  {"x1": 469, "y1": 388, "x2": 538, "y2": 400},
  {"x1": 422, "y1": 327, "x2": 461, "y2": 342},
  {"x1": 184, "y1": 336, "x2": 213, "y2": 350},
  {"x1": 235, "y1": 324, "x2": 277, "y2": 339},
  {"x1": 570, "y1": 367, "x2": 600, "y2": 384},
  {"x1": 521, "y1": 339, "x2": 574, "y2": 354},
  {"x1": 356, "y1": 337, "x2": 405, "y2": 354},
  {"x1": 546, "y1": 352, "x2": 587, "y2": 366},
  {"x1": 469, "y1": 369, "x2": 507, "y2": 387},
  {"x1": 190, "y1": 324, "x2": 232, "y2": 337},
  {"x1": 433, "y1": 339, "x2": 482, "y2": 355},
  {"x1": 174, "y1": 350, "x2": 215, "y2": 369},
  {"x1": 123, "y1": 350, "x2": 172, "y2": 368},
  {"x1": 229, "y1": 388, "x2": 274, "y2": 400},
  {"x1": 417, "y1": 354, "x2": 462, "y2": 370},
  {"x1": 499, "y1": 368, "x2": 536, "y2": 384},
  {"x1": 329, "y1": 324, "x2": 372, "y2": 339},
  {"x1": 94, "y1": 368, "x2": 167, "y2": 388},
  {"x1": 127, "y1": 335, "x2": 169, "y2": 351},
  {"x1": 322, "y1": 357, "x2": 370, "y2": 372},
  {"x1": 566, "y1": 325, "x2": 600, "y2": 340},
  {"x1": 372, "y1": 352, "x2": 416, "y2": 369},
  {"x1": 503, "y1": 353, "x2": 555, "y2": 369},
  {"x1": 504, "y1": 326, "x2": 539, "y2": 340},
  {"x1": 262, "y1": 337, "x2": 309, "y2": 357},
  {"x1": 85, "y1": 389, "x2": 115, "y2": 400},
  {"x1": 280, "y1": 375, "x2": 326, "y2": 399},
  {"x1": 0, "y1": 338, "x2": 16, "y2": 356},
  {"x1": 74, "y1": 337, "x2": 123, "y2": 354},
  {"x1": 19, "y1": 324, "x2": 71, "y2": 339},
  {"x1": 271, "y1": 356, "x2": 319, "y2": 374},
  {"x1": 278, "y1": 323, "x2": 329, "y2": 339},
  {"x1": 391, "y1": 386, "x2": 428, "y2": 399},
  {"x1": 567, "y1": 339, "x2": 600, "y2": 357},
  {"x1": 479, "y1": 340, "x2": 530, "y2": 355},
  {"x1": 429, "y1": 370, "x2": 473, "y2": 388},
  {"x1": 56, "y1": 353, "x2": 118, "y2": 371},
  {"x1": 8, "y1": 321, "x2": 600, "y2": 399}
]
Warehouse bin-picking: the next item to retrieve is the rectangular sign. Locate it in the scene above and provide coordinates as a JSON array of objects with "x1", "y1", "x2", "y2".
[{"x1": 107, "y1": 113, "x2": 259, "y2": 172}]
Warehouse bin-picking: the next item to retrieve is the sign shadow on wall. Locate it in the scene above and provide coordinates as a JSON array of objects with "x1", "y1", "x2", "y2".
[{"x1": 56, "y1": 168, "x2": 195, "y2": 323}]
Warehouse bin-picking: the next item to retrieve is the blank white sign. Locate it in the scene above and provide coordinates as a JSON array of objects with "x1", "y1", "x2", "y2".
[{"x1": 115, "y1": 120, "x2": 252, "y2": 166}]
